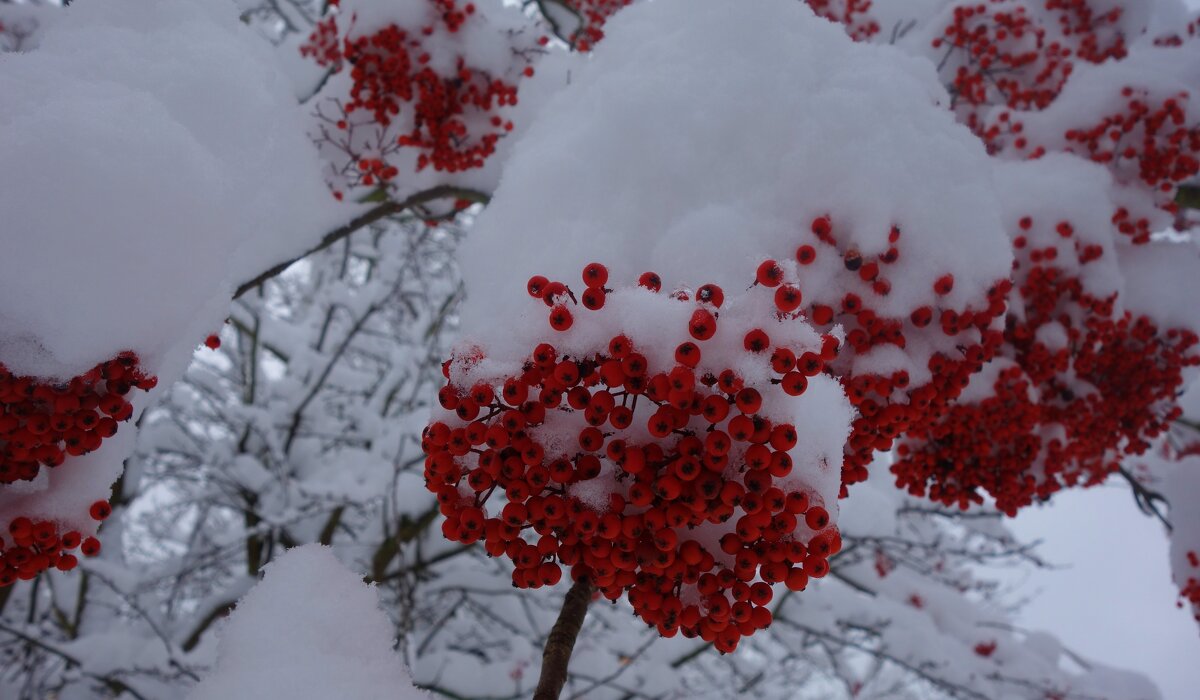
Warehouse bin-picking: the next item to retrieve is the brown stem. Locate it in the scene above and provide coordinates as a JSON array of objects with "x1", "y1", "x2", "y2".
[
  {"x1": 533, "y1": 577, "x2": 596, "y2": 700},
  {"x1": 233, "y1": 185, "x2": 489, "y2": 298}
]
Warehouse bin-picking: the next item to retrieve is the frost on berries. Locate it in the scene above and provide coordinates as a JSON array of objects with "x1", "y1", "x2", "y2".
[{"x1": 301, "y1": 0, "x2": 542, "y2": 193}]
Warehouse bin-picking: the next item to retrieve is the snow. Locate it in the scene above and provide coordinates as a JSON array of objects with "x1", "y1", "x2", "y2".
[
  {"x1": 1118, "y1": 240, "x2": 1200, "y2": 333},
  {"x1": 189, "y1": 545, "x2": 429, "y2": 700},
  {"x1": 1, "y1": 0, "x2": 344, "y2": 381},
  {"x1": 0, "y1": 0, "x2": 349, "y2": 532},
  {"x1": 459, "y1": 0, "x2": 1010, "y2": 336},
  {"x1": 994, "y1": 155, "x2": 1126, "y2": 302}
]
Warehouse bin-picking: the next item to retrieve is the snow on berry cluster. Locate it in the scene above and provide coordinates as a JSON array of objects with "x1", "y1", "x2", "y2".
[
  {"x1": 425, "y1": 263, "x2": 849, "y2": 651},
  {"x1": 821, "y1": 2, "x2": 1198, "y2": 222},
  {"x1": 993, "y1": 45, "x2": 1200, "y2": 222},
  {"x1": 927, "y1": 0, "x2": 1133, "y2": 123},
  {"x1": 1163, "y1": 454, "x2": 1200, "y2": 624},
  {"x1": 925, "y1": 4, "x2": 1198, "y2": 220},
  {"x1": 754, "y1": 218, "x2": 1013, "y2": 492},
  {"x1": 536, "y1": 0, "x2": 632, "y2": 51},
  {"x1": 455, "y1": 0, "x2": 1011, "y2": 506},
  {"x1": 895, "y1": 157, "x2": 1200, "y2": 513},
  {"x1": 805, "y1": 0, "x2": 880, "y2": 41},
  {"x1": 3, "y1": 0, "x2": 342, "y2": 583},
  {"x1": 302, "y1": 0, "x2": 542, "y2": 195}
]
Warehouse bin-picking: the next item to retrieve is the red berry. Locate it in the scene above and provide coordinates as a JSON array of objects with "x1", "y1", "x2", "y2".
[
  {"x1": 638, "y1": 272, "x2": 662, "y2": 292},
  {"x1": 755, "y1": 259, "x2": 783, "y2": 287},
  {"x1": 89, "y1": 500, "x2": 112, "y2": 521},
  {"x1": 689, "y1": 309, "x2": 717, "y2": 341},
  {"x1": 697, "y1": 284, "x2": 724, "y2": 307},
  {"x1": 582, "y1": 262, "x2": 609, "y2": 288},
  {"x1": 527, "y1": 275, "x2": 549, "y2": 298},
  {"x1": 774, "y1": 285, "x2": 802, "y2": 313},
  {"x1": 743, "y1": 329, "x2": 770, "y2": 353},
  {"x1": 581, "y1": 287, "x2": 606, "y2": 310},
  {"x1": 549, "y1": 305, "x2": 574, "y2": 331}
]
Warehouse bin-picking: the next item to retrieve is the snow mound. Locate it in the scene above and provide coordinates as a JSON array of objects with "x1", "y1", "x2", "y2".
[{"x1": 189, "y1": 545, "x2": 428, "y2": 700}]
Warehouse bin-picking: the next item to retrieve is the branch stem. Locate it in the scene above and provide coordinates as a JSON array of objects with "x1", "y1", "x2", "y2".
[
  {"x1": 233, "y1": 185, "x2": 488, "y2": 298},
  {"x1": 533, "y1": 577, "x2": 596, "y2": 700}
]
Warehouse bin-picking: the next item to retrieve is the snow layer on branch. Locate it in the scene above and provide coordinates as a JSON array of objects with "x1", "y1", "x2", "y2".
[
  {"x1": 189, "y1": 545, "x2": 428, "y2": 700},
  {"x1": 0, "y1": 0, "x2": 345, "y2": 381},
  {"x1": 460, "y1": 0, "x2": 1009, "y2": 339}
]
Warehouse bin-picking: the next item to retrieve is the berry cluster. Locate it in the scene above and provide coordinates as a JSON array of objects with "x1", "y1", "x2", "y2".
[
  {"x1": 423, "y1": 263, "x2": 841, "y2": 652},
  {"x1": 1179, "y1": 549, "x2": 1200, "y2": 623},
  {"x1": 302, "y1": 0, "x2": 531, "y2": 180},
  {"x1": 896, "y1": 215, "x2": 1199, "y2": 513},
  {"x1": 1153, "y1": 17, "x2": 1199, "y2": 48},
  {"x1": 1, "y1": 353, "x2": 155, "y2": 485},
  {"x1": 935, "y1": 1, "x2": 1068, "y2": 116},
  {"x1": 1044, "y1": 0, "x2": 1128, "y2": 64},
  {"x1": 805, "y1": 0, "x2": 880, "y2": 42},
  {"x1": 543, "y1": 0, "x2": 632, "y2": 52},
  {"x1": 1064, "y1": 89, "x2": 1199, "y2": 208},
  {"x1": 0, "y1": 501, "x2": 110, "y2": 586},
  {"x1": 753, "y1": 216, "x2": 1010, "y2": 492},
  {"x1": 985, "y1": 88, "x2": 1199, "y2": 216}
]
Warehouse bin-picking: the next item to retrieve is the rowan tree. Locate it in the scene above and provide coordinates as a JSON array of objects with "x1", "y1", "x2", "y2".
[{"x1": 1, "y1": 0, "x2": 1198, "y2": 698}]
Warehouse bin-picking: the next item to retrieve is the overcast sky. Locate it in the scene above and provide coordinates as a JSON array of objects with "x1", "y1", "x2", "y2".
[{"x1": 1009, "y1": 485, "x2": 1197, "y2": 700}]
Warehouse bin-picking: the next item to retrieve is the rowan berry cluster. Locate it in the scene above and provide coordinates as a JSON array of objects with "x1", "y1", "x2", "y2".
[
  {"x1": 1, "y1": 353, "x2": 155, "y2": 485},
  {"x1": 423, "y1": 263, "x2": 841, "y2": 652},
  {"x1": 1153, "y1": 17, "x2": 1199, "y2": 47},
  {"x1": 1179, "y1": 549, "x2": 1200, "y2": 622},
  {"x1": 984, "y1": 89, "x2": 1199, "y2": 217},
  {"x1": 302, "y1": 0, "x2": 531, "y2": 179},
  {"x1": 896, "y1": 215, "x2": 1199, "y2": 513},
  {"x1": 932, "y1": 0, "x2": 1125, "y2": 130},
  {"x1": 754, "y1": 216, "x2": 1010, "y2": 491},
  {"x1": 0, "y1": 501, "x2": 110, "y2": 587},
  {"x1": 1063, "y1": 89, "x2": 1199, "y2": 208},
  {"x1": 804, "y1": 0, "x2": 879, "y2": 42},
  {"x1": 545, "y1": 0, "x2": 632, "y2": 51}
]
